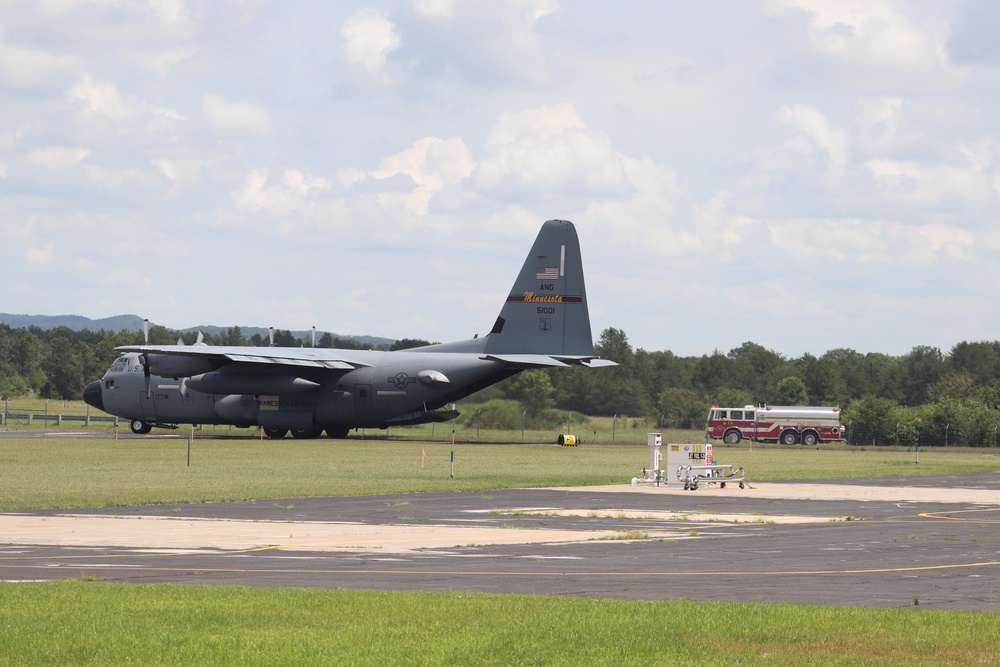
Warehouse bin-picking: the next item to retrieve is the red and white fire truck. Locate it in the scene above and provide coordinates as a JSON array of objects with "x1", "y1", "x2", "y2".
[{"x1": 705, "y1": 403, "x2": 844, "y2": 445}]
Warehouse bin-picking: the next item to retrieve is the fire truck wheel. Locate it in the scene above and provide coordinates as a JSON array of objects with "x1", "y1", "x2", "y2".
[
  {"x1": 723, "y1": 429, "x2": 741, "y2": 444},
  {"x1": 802, "y1": 431, "x2": 819, "y2": 446},
  {"x1": 780, "y1": 430, "x2": 798, "y2": 445}
]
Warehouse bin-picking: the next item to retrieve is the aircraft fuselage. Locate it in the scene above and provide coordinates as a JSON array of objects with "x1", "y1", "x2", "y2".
[{"x1": 85, "y1": 350, "x2": 515, "y2": 436}]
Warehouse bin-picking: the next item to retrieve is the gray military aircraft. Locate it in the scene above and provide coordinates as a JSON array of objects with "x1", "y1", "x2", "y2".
[{"x1": 83, "y1": 219, "x2": 616, "y2": 438}]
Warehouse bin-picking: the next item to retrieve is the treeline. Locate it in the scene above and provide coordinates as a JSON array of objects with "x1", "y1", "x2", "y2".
[{"x1": 4, "y1": 324, "x2": 1000, "y2": 446}]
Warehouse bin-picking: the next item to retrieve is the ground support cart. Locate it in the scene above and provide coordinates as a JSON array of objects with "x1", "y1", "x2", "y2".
[{"x1": 676, "y1": 464, "x2": 746, "y2": 491}]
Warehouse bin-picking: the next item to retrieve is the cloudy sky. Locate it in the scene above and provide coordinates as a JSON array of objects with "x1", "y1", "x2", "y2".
[{"x1": 3, "y1": 0, "x2": 1000, "y2": 358}]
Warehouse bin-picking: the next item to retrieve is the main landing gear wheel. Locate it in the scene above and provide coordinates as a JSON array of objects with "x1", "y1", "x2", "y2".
[
  {"x1": 129, "y1": 419, "x2": 152, "y2": 435},
  {"x1": 263, "y1": 427, "x2": 288, "y2": 439},
  {"x1": 325, "y1": 426, "x2": 350, "y2": 439},
  {"x1": 291, "y1": 427, "x2": 323, "y2": 439}
]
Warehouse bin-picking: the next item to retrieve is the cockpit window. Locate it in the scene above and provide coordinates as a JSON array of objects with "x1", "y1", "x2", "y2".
[{"x1": 108, "y1": 356, "x2": 128, "y2": 374}]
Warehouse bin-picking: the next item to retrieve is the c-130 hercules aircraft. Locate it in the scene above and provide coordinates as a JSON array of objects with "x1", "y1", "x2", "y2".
[{"x1": 83, "y1": 219, "x2": 616, "y2": 438}]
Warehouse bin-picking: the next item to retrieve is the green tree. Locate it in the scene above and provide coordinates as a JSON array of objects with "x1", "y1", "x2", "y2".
[
  {"x1": 843, "y1": 395, "x2": 898, "y2": 446},
  {"x1": 727, "y1": 342, "x2": 786, "y2": 402},
  {"x1": 898, "y1": 346, "x2": 944, "y2": 406},
  {"x1": 656, "y1": 387, "x2": 705, "y2": 429},
  {"x1": 507, "y1": 370, "x2": 554, "y2": 417},
  {"x1": 713, "y1": 388, "x2": 754, "y2": 410},
  {"x1": 775, "y1": 376, "x2": 809, "y2": 405},
  {"x1": 949, "y1": 341, "x2": 1000, "y2": 385},
  {"x1": 218, "y1": 326, "x2": 246, "y2": 346},
  {"x1": 272, "y1": 329, "x2": 297, "y2": 347},
  {"x1": 42, "y1": 335, "x2": 83, "y2": 399},
  {"x1": 390, "y1": 338, "x2": 432, "y2": 350},
  {"x1": 691, "y1": 350, "x2": 731, "y2": 394}
]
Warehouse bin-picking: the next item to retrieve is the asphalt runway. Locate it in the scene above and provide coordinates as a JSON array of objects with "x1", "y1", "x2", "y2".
[{"x1": 2, "y1": 473, "x2": 999, "y2": 610}]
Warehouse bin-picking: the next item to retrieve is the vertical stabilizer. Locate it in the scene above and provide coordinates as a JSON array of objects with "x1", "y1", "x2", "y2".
[{"x1": 483, "y1": 219, "x2": 595, "y2": 356}]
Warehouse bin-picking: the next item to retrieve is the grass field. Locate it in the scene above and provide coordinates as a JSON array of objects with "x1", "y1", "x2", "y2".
[
  {"x1": 2, "y1": 427, "x2": 999, "y2": 665},
  {"x1": 0, "y1": 434, "x2": 998, "y2": 509},
  {"x1": 1, "y1": 582, "x2": 998, "y2": 666}
]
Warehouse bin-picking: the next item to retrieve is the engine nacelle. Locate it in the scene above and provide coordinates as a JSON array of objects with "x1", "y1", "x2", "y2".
[{"x1": 146, "y1": 354, "x2": 215, "y2": 378}]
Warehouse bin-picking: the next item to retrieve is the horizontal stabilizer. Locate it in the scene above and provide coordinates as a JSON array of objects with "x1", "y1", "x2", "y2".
[
  {"x1": 483, "y1": 354, "x2": 617, "y2": 369},
  {"x1": 575, "y1": 358, "x2": 618, "y2": 368}
]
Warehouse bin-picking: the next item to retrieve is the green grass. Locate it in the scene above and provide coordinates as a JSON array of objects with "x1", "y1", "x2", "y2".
[
  {"x1": 0, "y1": 582, "x2": 997, "y2": 666},
  {"x1": 0, "y1": 436, "x2": 997, "y2": 509}
]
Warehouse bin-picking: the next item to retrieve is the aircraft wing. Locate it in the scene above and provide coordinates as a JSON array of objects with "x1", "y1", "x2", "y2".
[
  {"x1": 482, "y1": 354, "x2": 618, "y2": 369},
  {"x1": 115, "y1": 345, "x2": 372, "y2": 370}
]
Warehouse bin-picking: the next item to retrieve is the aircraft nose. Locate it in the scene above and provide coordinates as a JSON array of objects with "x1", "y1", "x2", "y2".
[{"x1": 83, "y1": 381, "x2": 104, "y2": 411}]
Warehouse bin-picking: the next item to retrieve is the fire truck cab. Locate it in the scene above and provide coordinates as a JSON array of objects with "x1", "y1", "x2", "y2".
[{"x1": 705, "y1": 403, "x2": 844, "y2": 445}]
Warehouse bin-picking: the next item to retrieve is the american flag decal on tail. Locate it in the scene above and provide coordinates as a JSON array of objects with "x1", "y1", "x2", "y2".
[{"x1": 536, "y1": 267, "x2": 559, "y2": 280}]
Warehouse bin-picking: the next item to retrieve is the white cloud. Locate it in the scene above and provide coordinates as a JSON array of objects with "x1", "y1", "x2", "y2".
[
  {"x1": 68, "y1": 76, "x2": 134, "y2": 123},
  {"x1": 151, "y1": 158, "x2": 203, "y2": 183},
  {"x1": 25, "y1": 244, "x2": 56, "y2": 267},
  {"x1": 476, "y1": 104, "x2": 631, "y2": 199},
  {"x1": 0, "y1": 42, "x2": 80, "y2": 92},
  {"x1": 233, "y1": 168, "x2": 333, "y2": 218},
  {"x1": 27, "y1": 146, "x2": 90, "y2": 170},
  {"x1": 769, "y1": 0, "x2": 955, "y2": 90},
  {"x1": 82, "y1": 164, "x2": 141, "y2": 191},
  {"x1": 66, "y1": 75, "x2": 185, "y2": 143},
  {"x1": 406, "y1": 0, "x2": 559, "y2": 85},
  {"x1": 201, "y1": 94, "x2": 271, "y2": 136},
  {"x1": 767, "y1": 217, "x2": 975, "y2": 265},
  {"x1": 342, "y1": 8, "x2": 401, "y2": 75},
  {"x1": 125, "y1": 47, "x2": 197, "y2": 75},
  {"x1": 372, "y1": 136, "x2": 474, "y2": 190},
  {"x1": 777, "y1": 104, "x2": 849, "y2": 171},
  {"x1": 865, "y1": 158, "x2": 996, "y2": 210}
]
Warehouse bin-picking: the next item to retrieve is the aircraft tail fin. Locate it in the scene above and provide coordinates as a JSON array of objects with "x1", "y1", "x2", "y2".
[{"x1": 483, "y1": 219, "x2": 597, "y2": 357}]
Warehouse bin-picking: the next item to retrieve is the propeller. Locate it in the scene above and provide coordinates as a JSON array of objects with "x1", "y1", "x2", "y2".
[
  {"x1": 142, "y1": 319, "x2": 151, "y2": 398},
  {"x1": 311, "y1": 326, "x2": 316, "y2": 348},
  {"x1": 142, "y1": 353, "x2": 151, "y2": 398},
  {"x1": 176, "y1": 331, "x2": 206, "y2": 346},
  {"x1": 268, "y1": 327, "x2": 275, "y2": 347}
]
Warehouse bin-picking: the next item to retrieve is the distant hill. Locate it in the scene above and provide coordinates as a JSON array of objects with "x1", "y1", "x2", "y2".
[
  {"x1": 0, "y1": 313, "x2": 394, "y2": 348},
  {"x1": 0, "y1": 313, "x2": 146, "y2": 332}
]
